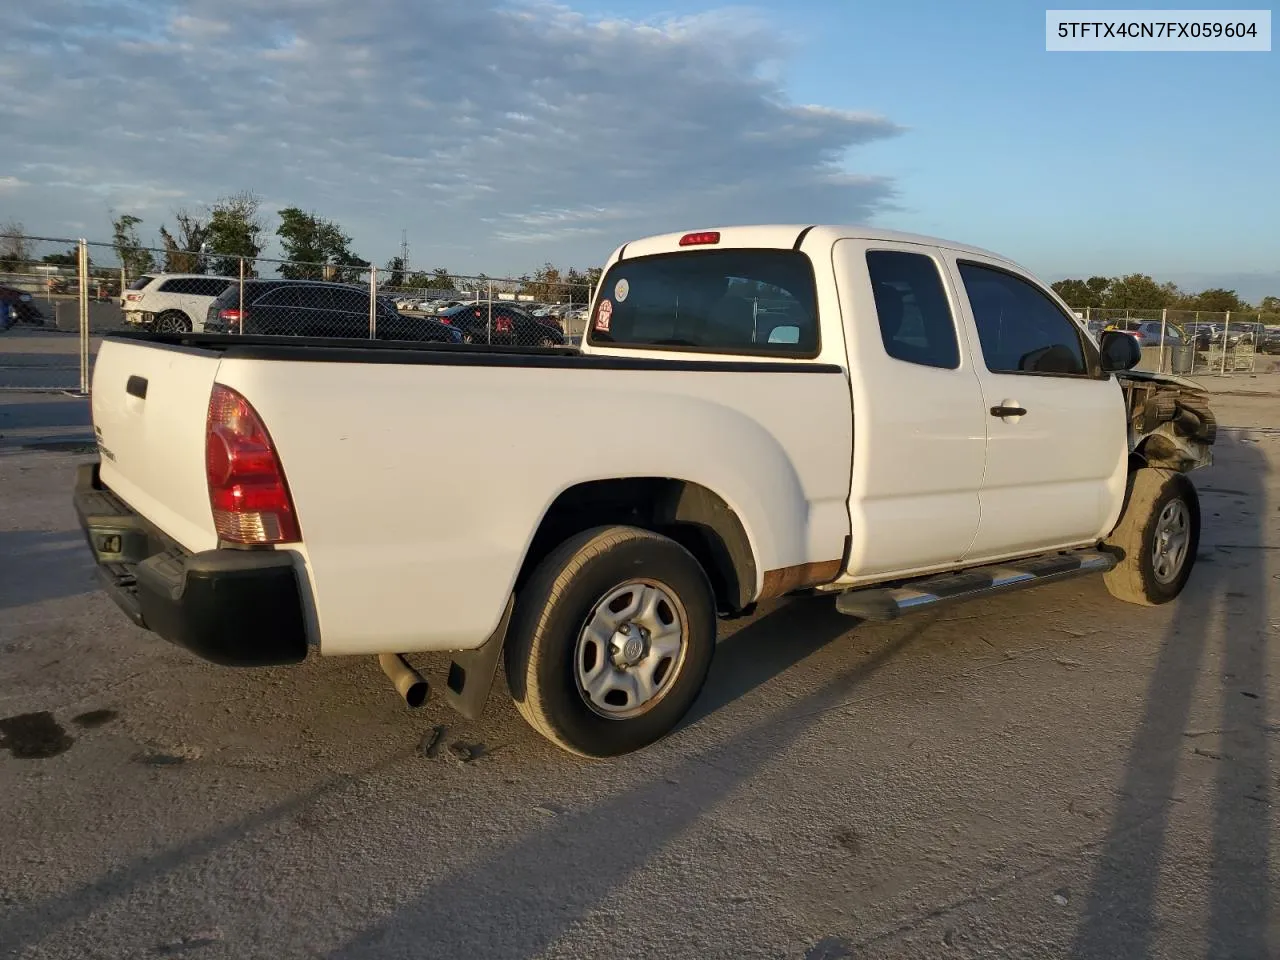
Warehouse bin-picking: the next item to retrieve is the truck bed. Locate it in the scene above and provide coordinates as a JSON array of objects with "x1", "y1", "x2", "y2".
[{"x1": 89, "y1": 331, "x2": 854, "y2": 656}]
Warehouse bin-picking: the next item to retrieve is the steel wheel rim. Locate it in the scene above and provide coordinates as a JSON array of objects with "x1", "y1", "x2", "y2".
[
  {"x1": 1152, "y1": 498, "x2": 1191, "y2": 584},
  {"x1": 574, "y1": 578, "x2": 689, "y2": 720}
]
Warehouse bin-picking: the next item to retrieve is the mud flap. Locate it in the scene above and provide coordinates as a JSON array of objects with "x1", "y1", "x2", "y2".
[{"x1": 443, "y1": 595, "x2": 514, "y2": 720}]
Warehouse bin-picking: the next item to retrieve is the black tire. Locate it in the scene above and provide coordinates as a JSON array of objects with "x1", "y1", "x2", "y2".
[
  {"x1": 1103, "y1": 468, "x2": 1200, "y2": 606},
  {"x1": 154, "y1": 311, "x2": 191, "y2": 333},
  {"x1": 461, "y1": 331, "x2": 476, "y2": 344},
  {"x1": 504, "y1": 525, "x2": 717, "y2": 758}
]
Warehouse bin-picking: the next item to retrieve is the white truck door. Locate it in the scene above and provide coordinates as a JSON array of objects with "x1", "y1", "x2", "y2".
[
  {"x1": 943, "y1": 253, "x2": 1129, "y2": 560},
  {"x1": 832, "y1": 239, "x2": 988, "y2": 579}
]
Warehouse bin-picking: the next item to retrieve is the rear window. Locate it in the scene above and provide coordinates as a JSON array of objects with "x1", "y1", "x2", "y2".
[
  {"x1": 128, "y1": 275, "x2": 155, "y2": 291},
  {"x1": 588, "y1": 250, "x2": 819, "y2": 356}
]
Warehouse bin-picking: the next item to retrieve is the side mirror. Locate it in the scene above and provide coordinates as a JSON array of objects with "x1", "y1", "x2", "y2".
[{"x1": 1099, "y1": 330, "x2": 1142, "y2": 372}]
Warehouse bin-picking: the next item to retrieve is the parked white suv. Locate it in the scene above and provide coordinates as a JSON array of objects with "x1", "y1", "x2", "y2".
[{"x1": 121, "y1": 274, "x2": 236, "y2": 333}]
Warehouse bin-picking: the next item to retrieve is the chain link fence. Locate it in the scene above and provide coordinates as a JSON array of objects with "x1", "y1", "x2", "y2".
[
  {"x1": 5, "y1": 232, "x2": 1279, "y2": 392},
  {"x1": 2, "y1": 234, "x2": 598, "y2": 391},
  {"x1": 1073, "y1": 306, "x2": 1278, "y2": 376},
  {"x1": 0, "y1": 234, "x2": 93, "y2": 392}
]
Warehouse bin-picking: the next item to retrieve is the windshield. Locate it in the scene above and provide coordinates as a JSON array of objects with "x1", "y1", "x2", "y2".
[
  {"x1": 128, "y1": 275, "x2": 155, "y2": 291},
  {"x1": 588, "y1": 249, "x2": 819, "y2": 356}
]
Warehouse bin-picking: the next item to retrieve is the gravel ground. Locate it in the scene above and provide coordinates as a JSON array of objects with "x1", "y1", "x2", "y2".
[{"x1": 0, "y1": 386, "x2": 1276, "y2": 960}]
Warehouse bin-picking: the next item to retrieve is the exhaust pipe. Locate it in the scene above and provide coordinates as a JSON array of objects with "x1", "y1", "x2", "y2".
[{"x1": 378, "y1": 653, "x2": 429, "y2": 708}]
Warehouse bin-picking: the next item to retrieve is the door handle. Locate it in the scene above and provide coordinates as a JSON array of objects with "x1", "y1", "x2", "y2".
[{"x1": 990, "y1": 404, "x2": 1026, "y2": 418}]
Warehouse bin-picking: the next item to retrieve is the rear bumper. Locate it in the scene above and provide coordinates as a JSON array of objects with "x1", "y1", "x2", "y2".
[{"x1": 73, "y1": 461, "x2": 309, "y2": 667}]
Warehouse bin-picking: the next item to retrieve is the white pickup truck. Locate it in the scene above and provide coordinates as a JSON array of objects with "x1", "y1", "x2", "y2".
[{"x1": 75, "y1": 225, "x2": 1216, "y2": 757}]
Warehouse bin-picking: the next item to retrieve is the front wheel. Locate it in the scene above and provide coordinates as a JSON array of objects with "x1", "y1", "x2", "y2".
[
  {"x1": 1103, "y1": 468, "x2": 1200, "y2": 605},
  {"x1": 504, "y1": 526, "x2": 717, "y2": 758}
]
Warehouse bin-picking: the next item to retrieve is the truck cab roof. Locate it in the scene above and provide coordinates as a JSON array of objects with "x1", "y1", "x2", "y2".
[{"x1": 610, "y1": 224, "x2": 1021, "y2": 270}]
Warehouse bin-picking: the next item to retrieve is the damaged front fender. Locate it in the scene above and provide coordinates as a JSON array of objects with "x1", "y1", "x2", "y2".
[{"x1": 1117, "y1": 370, "x2": 1215, "y2": 472}]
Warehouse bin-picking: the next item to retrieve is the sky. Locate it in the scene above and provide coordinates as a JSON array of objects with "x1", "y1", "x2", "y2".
[{"x1": 1, "y1": 0, "x2": 1276, "y2": 300}]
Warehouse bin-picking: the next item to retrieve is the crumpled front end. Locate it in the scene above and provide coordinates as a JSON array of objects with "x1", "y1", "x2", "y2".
[{"x1": 1117, "y1": 370, "x2": 1215, "y2": 472}]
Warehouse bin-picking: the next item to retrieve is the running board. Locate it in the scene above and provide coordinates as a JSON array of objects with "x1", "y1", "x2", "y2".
[{"x1": 834, "y1": 550, "x2": 1117, "y2": 621}]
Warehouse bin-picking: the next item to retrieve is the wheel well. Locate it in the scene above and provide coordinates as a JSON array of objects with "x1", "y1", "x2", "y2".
[{"x1": 515, "y1": 478, "x2": 756, "y2": 614}]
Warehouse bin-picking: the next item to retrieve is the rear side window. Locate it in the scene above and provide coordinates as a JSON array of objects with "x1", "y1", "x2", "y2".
[
  {"x1": 256, "y1": 286, "x2": 308, "y2": 308},
  {"x1": 958, "y1": 263, "x2": 1088, "y2": 376},
  {"x1": 865, "y1": 251, "x2": 960, "y2": 369},
  {"x1": 589, "y1": 250, "x2": 819, "y2": 356},
  {"x1": 128, "y1": 275, "x2": 155, "y2": 291},
  {"x1": 159, "y1": 278, "x2": 200, "y2": 295},
  {"x1": 197, "y1": 278, "x2": 231, "y2": 297},
  {"x1": 332, "y1": 288, "x2": 368, "y2": 313}
]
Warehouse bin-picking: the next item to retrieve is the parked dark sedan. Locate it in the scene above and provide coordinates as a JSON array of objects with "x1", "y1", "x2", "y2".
[
  {"x1": 1258, "y1": 327, "x2": 1280, "y2": 354},
  {"x1": 204, "y1": 280, "x2": 462, "y2": 343},
  {"x1": 0, "y1": 283, "x2": 45, "y2": 328},
  {"x1": 436, "y1": 302, "x2": 566, "y2": 346}
]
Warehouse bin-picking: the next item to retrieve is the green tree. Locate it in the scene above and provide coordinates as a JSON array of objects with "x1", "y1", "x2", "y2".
[
  {"x1": 564, "y1": 267, "x2": 602, "y2": 304},
  {"x1": 1259, "y1": 295, "x2": 1279, "y2": 313},
  {"x1": 1104, "y1": 274, "x2": 1171, "y2": 311},
  {"x1": 276, "y1": 207, "x2": 362, "y2": 281},
  {"x1": 410, "y1": 267, "x2": 454, "y2": 290},
  {"x1": 0, "y1": 220, "x2": 33, "y2": 271},
  {"x1": 205, "y1": 192, "x2": 264, "y2": 277},
  {"x1": 384, "y1": 256, "x2": 406, "y2": 289},
  {"x1": 520, "y1": 262, "x2": 566, "y2": 302},
  {"x1": 1187, "y1": 287, "x2": 1248, "y2": 313},
  {"x1": 1051, "y1": 278, "x2": 1105, "y2": 308},
  {"x1": 110, "y1": 213, "x2": 156, "y2": 278},
  {"x1": 158, "y1": 209, "x2": 208, "y2": 274},
  {"x1": 331, "y1": 252, "x2": 371, "y2": 285},
  {"x1": 41, "y1": 248, "x2": 79, "y2": 267}
]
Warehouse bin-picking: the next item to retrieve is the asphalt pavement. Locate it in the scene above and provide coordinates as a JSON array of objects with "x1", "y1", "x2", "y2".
[{"x1": 0, "y1": 381, "x2": 1277, "y2": 960}]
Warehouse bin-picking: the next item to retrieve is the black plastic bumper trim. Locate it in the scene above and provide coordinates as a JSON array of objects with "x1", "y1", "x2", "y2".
[{"x1": 74, "y1": 462, "x2": 309, "y2": 667}]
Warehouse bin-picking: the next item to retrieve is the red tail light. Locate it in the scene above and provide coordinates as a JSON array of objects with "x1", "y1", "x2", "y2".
[
  {"x1": 496, "y1": 315, "x2": 512, "y2": 333},
  {"x1": 205, "y1": 384, "x2": 300, "y2": 544},
  {"x1": 218, "y1": 308, "x2": 246, "y2": 333},
  {"x1": 126, "y1": 293, "x2": 142, "y2": 301},
  {"x1": 679, "y1": 231, "x2": 721, "y2": 246}
]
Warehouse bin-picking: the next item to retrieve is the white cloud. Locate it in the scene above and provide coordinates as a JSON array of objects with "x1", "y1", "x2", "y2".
[
  {"x1": 0, "y1": 176, "x2": 28, "y2": 192},
  {"x1": 0, "y1": 0, "x2": 902, "y2": 273}
]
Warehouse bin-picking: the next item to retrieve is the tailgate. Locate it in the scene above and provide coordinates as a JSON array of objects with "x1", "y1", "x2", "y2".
[{"x1": 91, "y1": 338, "x2": 222, "y2": 553}]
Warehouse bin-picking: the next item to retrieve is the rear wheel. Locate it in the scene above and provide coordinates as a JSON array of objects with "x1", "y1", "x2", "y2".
[
  {"x1": 154, "y1": 311, "x2": 191, "y2": 333},
  {"x1": 504, "y1": 525, "x2": 717, "y2": 758},
  {"x1": 1103, "y1": 468, "x2": 1200, "y2": 605}
]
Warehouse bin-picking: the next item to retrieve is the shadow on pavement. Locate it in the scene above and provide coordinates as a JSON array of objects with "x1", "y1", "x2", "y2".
[
  {"x1": 1071, "y1": 441, "x2": 1272, "y2": 958},
  {"x1": 0, "y1": 398, "x2": 91, "y2": 433},
  {"x1": 0, "y1": 597, "x2": 895, "y2": 958},
  {"x1": 0, "y1": 530, "x2": 97, "y2": 611},
  {"x1": 683, "y1": 596, "x2": 857, "y2": 727},
  {"x1": 0, "y1": 768, "x2": 379, "y2": 954},
  {"x1": 323, "y1": 602, "x2": 933, "y2": 960}
]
